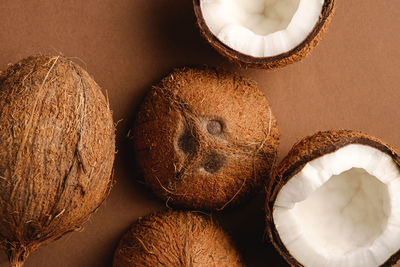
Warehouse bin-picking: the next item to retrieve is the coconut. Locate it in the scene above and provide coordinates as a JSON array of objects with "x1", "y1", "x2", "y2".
[
  {"x1": 133, "y1": 67, "x2": 279, "y2": 210},
  {"x1": 0, "y1": 55, "x2": 115, "y2": 267},
  {"x1": 113, "y1": 210, "x2": 244, "y2": 267},
  {"x1": 266, "y1": 130, "x2": 400, "y2": 267},
  {"x1": 194, "y1": 0, "x2": 335, "y2": 69}
]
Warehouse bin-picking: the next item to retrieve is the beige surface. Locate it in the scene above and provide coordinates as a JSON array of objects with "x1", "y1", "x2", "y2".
[{"x1": 0, "y1": 0, "x2": 399, "y2": 266}]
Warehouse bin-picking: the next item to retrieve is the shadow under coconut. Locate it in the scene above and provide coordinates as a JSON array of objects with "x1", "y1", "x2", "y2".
[
  {"x1": 215, "y1": 192, "x2": 288, "y2": 267},
  {"x1": 116, "y1": 75, "x2": 167, "y2": 199},
  {"x1": 146, "y1": 0, "x2": 231, "y2": 69}
]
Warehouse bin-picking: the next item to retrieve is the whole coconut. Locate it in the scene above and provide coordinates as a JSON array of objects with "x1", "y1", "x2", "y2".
[
  {"x1": 133, "y1": 67, "x2": 279, "y2": 210},
  {"x1": 0, "y1": 55, "x2": 115, "y2": 266},
  {"x1": 113, "y1": 210, "x2": 244, "y2": 267}
]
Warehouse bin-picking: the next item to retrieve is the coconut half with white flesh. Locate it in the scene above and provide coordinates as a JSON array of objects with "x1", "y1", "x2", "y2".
[
  {"x1": 194, "y1": 0, "x2": 335, "y2": 69},
  {"x1": 266, "y1": 130, "x2": 400, "y2": 267}
]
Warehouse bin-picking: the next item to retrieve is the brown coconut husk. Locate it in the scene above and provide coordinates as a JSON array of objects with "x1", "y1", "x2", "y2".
[
  {"x1": 0, "y1": 55, "x2": 115, "y2": 267},
  {"x1": 193, "y1": 0, "x2": 335, "y2": 69},
  {"x1": 265, "y1": 130, "x2": 400, "y2": 266},
  {"x1": 133, "y1": 67, "x2": 279, "y2": 210},
  {"x1": 113, "y1": 210, "x2": 244, "y2": 267}
]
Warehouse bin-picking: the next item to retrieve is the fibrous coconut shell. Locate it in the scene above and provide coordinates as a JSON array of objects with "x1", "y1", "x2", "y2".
[
  {"x1": 265, "y1": 129, "x2": 400, "y2": 266},
  {"x1": 113, "y1": 210, "x2": 244, "y2": 267},
  {"x1": 0, "y1": 55, "x2": 115, "y2": 267},
  {"x1": 133, "y1": 67, "x2": 279, "y2": 210}
]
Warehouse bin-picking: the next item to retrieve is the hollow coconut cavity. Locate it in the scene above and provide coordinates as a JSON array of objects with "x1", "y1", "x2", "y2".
[
  {"x1": 266, "y1": 130, "x2": 400, "y2": 267},
  {"x1": 113, "y1": 210, "x2": 244, "y2": 267},
  {"x1": 0, "y1": 55, "x2": 115, "y2": 267},
  {"x1": 133, "y1": 67, "x2": 279, "y2": 210},
  {"x1": 194, "y1": 0, "x2": 335, "y2": 69}
]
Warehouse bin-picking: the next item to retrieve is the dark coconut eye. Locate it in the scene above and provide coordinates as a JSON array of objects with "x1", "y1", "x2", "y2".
[
  {"x1": 203, "y1": 152, "x2": 225, "y2": 173},
  {"x1": 207, "y1": 120, "x2": 223, "y2": 135},
  {"x1": 178, "y1": 127, "x2": 199, "y2": 155}
]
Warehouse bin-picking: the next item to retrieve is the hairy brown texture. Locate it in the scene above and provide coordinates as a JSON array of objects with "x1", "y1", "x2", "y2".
[
  {"x1": 0, "y1": 55, "x2": 115, "y2": 267},
  {"x1": 133, "y1": 67, "x2": 279, "y2": 210},
  {"x1": 193, "y1": 0, "x2": 335, "y2": 69},
  {"x1": 265, "y1": 130, "x2": 400, "y2": 266},
  {"x1": 113, "y1": 211, "x2": 244, "y2": 267}
]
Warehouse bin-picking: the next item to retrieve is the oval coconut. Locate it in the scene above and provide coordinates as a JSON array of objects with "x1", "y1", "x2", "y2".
[
  {"x1": 193, "y1": 0, "x2": 335, "y2": 69},
  {"x1": 113, "y1": 210, "x2": 244, "y2": 267},
  {"x1": 0, "y1": 55, "x2": 115, "y2": 267},
  {"x1": 133, "y1": 67, "x2": 279, "y2": 210},
  {"x1": 266, "y1": 130, "x2": 400, "y2": 267}
]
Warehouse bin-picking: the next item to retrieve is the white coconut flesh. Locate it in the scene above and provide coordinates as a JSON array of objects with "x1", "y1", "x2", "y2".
[
  {"x1": 200, "y1": 0, "x2": 324, "y2": 57},
  {"x1": 273, "y1": 144, "x2": 400, "y2": 267}
]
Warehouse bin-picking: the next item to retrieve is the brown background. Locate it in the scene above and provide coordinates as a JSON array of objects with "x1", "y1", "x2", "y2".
[{"x1": 0, "y1": 0, "x2": 399, "y2": 266}]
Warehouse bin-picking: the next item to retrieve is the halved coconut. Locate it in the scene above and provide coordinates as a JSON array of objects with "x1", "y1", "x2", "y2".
[
  {"x1": 266, "y1": 130, "x2": 400, "y2": 267},
  {"x1": 194, "y1": 0, "x2": 335, "y2": 69}
]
